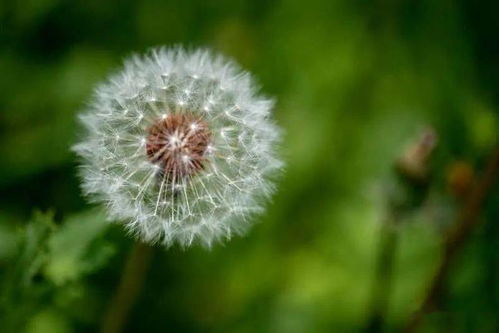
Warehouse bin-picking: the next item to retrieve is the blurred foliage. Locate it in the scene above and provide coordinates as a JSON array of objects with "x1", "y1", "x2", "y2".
[
  {"x1": 0, "y1": 0, "x2": 497, "y2": 332},
  {"x1": 0, "y1": 210, "x2": 114, "y2": 332}
]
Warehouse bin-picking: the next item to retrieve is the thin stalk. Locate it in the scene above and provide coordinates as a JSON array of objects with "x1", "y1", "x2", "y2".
[
  {"x1": 101, "y1": 241, "x2": 154, "y2": 333},
  {"x1": 365, "y1": 214, "x2": 399, "y2": 332},
  {"x1": 405, "y1": 147, "x2": 499, "y2": 332}
]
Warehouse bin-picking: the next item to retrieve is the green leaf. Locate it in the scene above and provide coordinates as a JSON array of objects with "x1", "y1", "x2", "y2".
[
  {"x1": 0, "y1": 209, "x2": 116, "y2": 331},
  {"x1": 0, "y1": 211, "x2": 56, "y2": 331},
  {"x1": 44, "y1": 209, "x2": 115, "y2": 285}
]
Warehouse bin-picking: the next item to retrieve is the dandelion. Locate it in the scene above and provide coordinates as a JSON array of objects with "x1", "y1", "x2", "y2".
[{"x1": 73, "y1": 47, "x2": 283, "y2": 247}]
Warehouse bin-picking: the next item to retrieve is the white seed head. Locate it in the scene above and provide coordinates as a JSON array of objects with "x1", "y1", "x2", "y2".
[{"x1": 73, "y1": 47, "x2": 283, "y2": 248}]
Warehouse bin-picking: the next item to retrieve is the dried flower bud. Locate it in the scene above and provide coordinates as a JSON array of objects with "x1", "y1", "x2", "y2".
[
  {"x1": 396, "y1": 127, "x2": 438, "y2": 182},
  {"x1": 73, "y1": 47, "x2": 283, "y2": 247}
]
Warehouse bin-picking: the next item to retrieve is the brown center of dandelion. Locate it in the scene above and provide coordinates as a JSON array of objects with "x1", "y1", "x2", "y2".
[{"x1": 146, "y1": 114, "x2": 211, "y2": 178}]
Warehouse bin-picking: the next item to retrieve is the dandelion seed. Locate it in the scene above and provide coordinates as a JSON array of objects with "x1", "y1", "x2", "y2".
[{"x1": 73, "y1": 46, "x2": 283, "y2": 247}]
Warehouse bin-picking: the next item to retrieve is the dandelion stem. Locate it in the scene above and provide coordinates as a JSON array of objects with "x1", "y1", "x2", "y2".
[
  {"x1": 101, "y1": 241, "x2": 154, "y2": 333},
  {"x1": 405, "y1": 147, "x2": 499, "y2": 332}
]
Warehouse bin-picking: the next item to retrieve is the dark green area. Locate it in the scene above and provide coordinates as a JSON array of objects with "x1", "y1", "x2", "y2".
[{"x1": 0, "y1": 0, "x2": 497, "y2": 332}]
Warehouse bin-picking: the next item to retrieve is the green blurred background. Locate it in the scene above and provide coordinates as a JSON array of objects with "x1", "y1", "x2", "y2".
[{"x1": 0, "y1": 0, "x2": 498, "y2": 332}]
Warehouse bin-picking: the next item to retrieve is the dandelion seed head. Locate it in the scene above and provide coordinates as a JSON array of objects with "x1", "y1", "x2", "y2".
[
  {"x1": 73, "y1": 46, "x2": 283, "y2": 247},
  {"x1": 146, "y1": 113, "x2": 211, "y2": 178}
]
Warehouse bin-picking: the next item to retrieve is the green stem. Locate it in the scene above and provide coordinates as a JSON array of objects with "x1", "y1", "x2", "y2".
[
  {"x1": 365, "y1": 214, "x2": 399, "y2": 332},
  {"x1": 101, "y1": 241, "x2": 154, "y2": 333}
]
